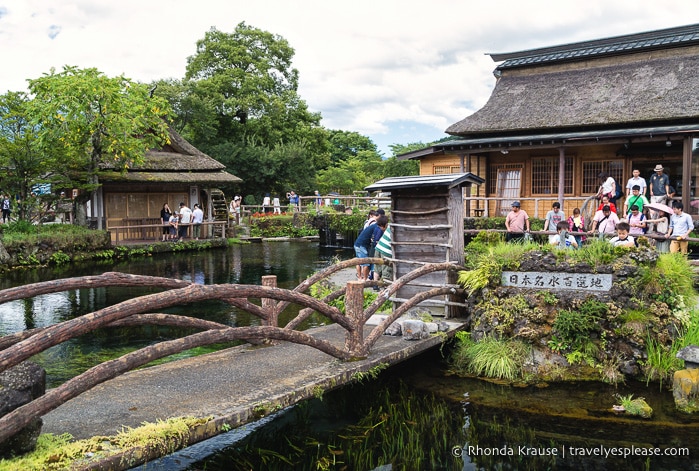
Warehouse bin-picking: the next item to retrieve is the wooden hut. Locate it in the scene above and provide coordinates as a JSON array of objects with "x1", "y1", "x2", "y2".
[
  {"x1": 366, "y1": 173, "x2": 484, "y2": 318},
  {"x1": 93, "y1": 126, "x2": 241, "y2": 240}
]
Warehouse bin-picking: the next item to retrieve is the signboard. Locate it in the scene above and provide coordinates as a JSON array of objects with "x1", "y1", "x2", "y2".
[{"x1": 501, "y1": 271, "x2": 612, "y2": 292}]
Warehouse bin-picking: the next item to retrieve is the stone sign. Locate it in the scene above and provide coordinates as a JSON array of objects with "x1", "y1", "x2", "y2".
[{"x1": 501, "y1": 271, "x2": 612, "y2": 292}]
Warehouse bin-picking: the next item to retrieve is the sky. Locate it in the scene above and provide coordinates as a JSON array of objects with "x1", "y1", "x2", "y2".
[{"x1": 0, "y1": 1, "x2": 696, "y2": 156}]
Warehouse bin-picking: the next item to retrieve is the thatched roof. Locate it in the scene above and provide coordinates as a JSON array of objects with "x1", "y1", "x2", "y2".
[
  {"x1": 447, "y1": 24, "x2": 699, "y2": 137},
  {"x1": 99, "y1": 126, "x2": 242, "y2": 183}
]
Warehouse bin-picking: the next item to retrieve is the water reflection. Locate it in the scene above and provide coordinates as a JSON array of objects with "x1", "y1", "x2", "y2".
[
  {"x1": 159, "y1": 349, "x2": 699, "y2": 471},
  {"x1": 0, "y1": 242, "x2": 352, "y2": 387}
]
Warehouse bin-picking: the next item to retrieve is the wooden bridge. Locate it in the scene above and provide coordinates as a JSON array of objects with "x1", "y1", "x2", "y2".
[{"x1": 0, "y1": 258, "x2": 467, "y2": 469}]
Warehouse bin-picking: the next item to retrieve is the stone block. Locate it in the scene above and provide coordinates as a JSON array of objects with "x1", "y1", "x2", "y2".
[
  {"x1": 0, "y1": 361, "x2": 46, "y2": 458},
  {"x1": 673, "y1": 368, "x2": 699, "y2": 413}
]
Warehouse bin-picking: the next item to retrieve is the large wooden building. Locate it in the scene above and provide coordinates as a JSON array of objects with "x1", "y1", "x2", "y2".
[{"x1": 399, "y1": 24, "x2": 699, "y2": 220}]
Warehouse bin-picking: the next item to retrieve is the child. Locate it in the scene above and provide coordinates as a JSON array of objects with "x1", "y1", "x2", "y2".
[
  {"x1": 609, "y1": 222, "x2": 635, "y2": 247},
  {"x1": 550, "y1": 221, "x2": 578, "y2": 249}
]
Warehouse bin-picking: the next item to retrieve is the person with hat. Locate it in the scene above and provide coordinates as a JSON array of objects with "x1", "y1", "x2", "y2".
[
  {"x1": 505, "y1": 201, "x2": 530, "y2": 243},
  {"x1": 649, "y1": 164, "x2": 670, "y2": 207}
]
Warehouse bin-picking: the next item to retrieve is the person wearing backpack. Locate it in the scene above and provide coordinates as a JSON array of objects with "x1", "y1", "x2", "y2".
[
  {"x1": 627, "y1": 205, "x2": 647, "y2": 236},
  {"x1": 596, "y1": 172, "x2": 620, "y2": 205},
  {"x1": 623, "y1": 185, "x2": 649, "y2": 215}
]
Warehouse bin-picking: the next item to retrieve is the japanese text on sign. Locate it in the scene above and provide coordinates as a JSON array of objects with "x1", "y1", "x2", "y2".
[{"x1": 501, "y1": 271, "x2": 612, "y2": 291}]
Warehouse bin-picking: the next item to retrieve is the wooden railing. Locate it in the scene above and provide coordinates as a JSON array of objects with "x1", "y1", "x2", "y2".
[
  {"x1": 108, "y1": 221, "x2": 228, "y2": 244},
  {"x1": 0, "y1": 260, "x2": 462, "y2": 445}
]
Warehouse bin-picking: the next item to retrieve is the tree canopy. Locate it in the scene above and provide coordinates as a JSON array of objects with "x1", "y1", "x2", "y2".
[{"x1": 26, "y1": 66, "x2": 172, "y2": 224}]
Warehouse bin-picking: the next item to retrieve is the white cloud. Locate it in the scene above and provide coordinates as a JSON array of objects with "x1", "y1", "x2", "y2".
[{"x1": 0, "y1": 0, "x2": 695, "y2": 154}]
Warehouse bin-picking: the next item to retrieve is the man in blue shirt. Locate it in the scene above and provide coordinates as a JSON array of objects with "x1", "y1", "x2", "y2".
[
  {"x1": 665, "y1": 201, "x2": 694, "y2": 254},
  {"x1": 354, "y1": 215, "x2": 388, "y2": 281}
]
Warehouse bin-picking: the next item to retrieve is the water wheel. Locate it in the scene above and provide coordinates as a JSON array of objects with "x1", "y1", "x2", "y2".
[{"x1": 580, "y1": 195, "x2": 598, "y2": 231}]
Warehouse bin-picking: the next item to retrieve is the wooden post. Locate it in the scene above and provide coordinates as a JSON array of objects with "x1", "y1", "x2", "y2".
[
  {"x1": 344, "y1": 281, "x2": 367, "y2": 358},
  {"x1": 261, "y1": 276, "x2": 277, "y2": 327}
]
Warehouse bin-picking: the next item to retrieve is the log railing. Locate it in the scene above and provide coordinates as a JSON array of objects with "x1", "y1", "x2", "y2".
[{"x1": 0, "y1": 260, "x2": 464, "y2": 445}]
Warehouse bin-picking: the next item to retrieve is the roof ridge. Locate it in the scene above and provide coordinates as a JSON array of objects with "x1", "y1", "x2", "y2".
[{"x1": 490, "y1": 23, "x2": 699, "y2": 69}]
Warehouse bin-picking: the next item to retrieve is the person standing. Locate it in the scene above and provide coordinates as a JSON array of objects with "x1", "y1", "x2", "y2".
[
  {"x1": 354, "y1": 215, "x2": 387, "y2": 281},
  {"x1": 505, "y1": 201, "x2": 530, "y2": 243},
  {"x1": 314, "y1": 190, "x2": 322, "y2": 210},
  {"x1": 178, "y1": 202, "x2": 192, "y2": 241},
  {"x1": 649, "y1": 164, "x2": 671, "y2": 208},
  {"x1": 374, "y1": 224, "x2": 393, "y2": 284},
  {"x1": 160, "y1": 203, "x2": 172, "y2": 241},
  {"x1": 622, "y1": 185, "x2": 649, "y2": 215},
  {"x1": 665, "y1": 201, "x2": 694, "y2": 254},
  {"x1": 596, "y1": 172, "x2": 618, "y2": 205},
  {"x1": 273, "y1": 195, "x2": 281, "y2": 214},
  {"x1": 287, "y1": 191, "x2": 299, "y2": 212},
  {"x1": 550, "y1": 221, "x2": 578, "y2": 249},
  {"x1": 590, "y1": 205, "x2": 620, "y2": 237},
  {"x1": 567, "y1": 207, "x2": 586, "y2": 247},
  {"x1": 192, "y1": 203, "x2": 204, "y2": 240},
  {"x1": 626, "y1": 169, "x2": 647, "y2": 198},
  {"x1": 627, "y1": 205, "x2": 647, "y2": 236},
  {"x1": 544, "y1": 202, "x2": 565, "y2": 243},
  {"x1": 1, "y1": 195, "x2": 11, "y2": 224},
  {"x1": 168, "y1": 211, "x2": 179, "y2": 241},
  {"x1": 262, "y1": 193, "x2": 271, "y2": 214}
]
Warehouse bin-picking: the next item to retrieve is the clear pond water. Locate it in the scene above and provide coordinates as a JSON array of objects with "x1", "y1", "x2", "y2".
[{"x1": 0, "y1": 242, "x2": 697, "y2": 470}]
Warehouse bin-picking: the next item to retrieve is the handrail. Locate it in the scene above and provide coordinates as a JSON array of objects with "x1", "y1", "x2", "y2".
[{"x1": 108, "y1": 221, "x2": 228, "y2": 244}]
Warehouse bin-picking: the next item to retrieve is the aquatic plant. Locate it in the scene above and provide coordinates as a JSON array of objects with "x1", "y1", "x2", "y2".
[
  {"x1": 641, "y1": 336, "x2": 683, "y2": 389},
  {"x1": 615, "y1": 394, "x2": 653, "y2": 418},
  {"x1": 566, "y1": 238, "x2": 619, "y2": 266},
  {"x1": 451, "y1": 334, "x2": 530, "y2": 381}
]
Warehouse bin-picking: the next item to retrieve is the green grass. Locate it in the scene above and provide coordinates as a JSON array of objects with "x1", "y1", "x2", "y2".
[{"x1": 451, "y1": 334, "x2": 530, "y2": 381}]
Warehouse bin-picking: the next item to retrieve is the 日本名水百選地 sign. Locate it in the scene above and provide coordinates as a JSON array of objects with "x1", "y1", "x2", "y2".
[{"x1": 501, "y1": 271, "x2": 612, "y2": 291}]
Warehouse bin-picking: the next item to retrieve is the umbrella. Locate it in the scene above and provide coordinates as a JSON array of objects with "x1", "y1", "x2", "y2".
[{"x1": 645, "y1": 202, "x2": 673, "y2": 215}]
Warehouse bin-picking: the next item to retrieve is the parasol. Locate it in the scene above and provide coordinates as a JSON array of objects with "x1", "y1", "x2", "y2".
[{"x1": 645, "y1": 202, "x2": 673, "y2": 215}]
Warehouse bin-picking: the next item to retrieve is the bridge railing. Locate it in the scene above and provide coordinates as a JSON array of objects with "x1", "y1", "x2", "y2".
[{"x1": 0, "y1": 260, "x2": 464, "y2": 445}]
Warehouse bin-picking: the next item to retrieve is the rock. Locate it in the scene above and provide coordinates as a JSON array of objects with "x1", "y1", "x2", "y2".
[
  {"x1": 384, "y1": 322, "x2": 402, "y2": 336},
  {"x1": 0, "y1": 361, "x2": 46, "y2": 458},
  {"x1": 676, "y1": 345, "x2": 699, "y2": 369},
  {"x1": 673, "y1": 368, "x2": 699, "y2": 413},
  {"x1": 401, "y1": 320, "x2": 430, "y2": 340}
]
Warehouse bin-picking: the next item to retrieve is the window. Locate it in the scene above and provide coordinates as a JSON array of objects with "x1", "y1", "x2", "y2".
[
  {"x1": 488, "y1": 163, "x2": 522, "y2": 194},
  {"x1": 489, "y1": 163, "x2": 523, "y2": 215},
  {"x1": 434, "y1": 165, "x2": 462, "y2": 174},
  {"x1": 583, "y1": 160, "x2": 623, "y2": 194},
  {"x1": 531, "y1": 156, "x2": 573, "y2": 194}
]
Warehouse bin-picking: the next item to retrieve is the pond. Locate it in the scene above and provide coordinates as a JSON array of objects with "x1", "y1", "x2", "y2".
[
  {"x1": 0, "y1": 242, "x2": 352, "y2": 387},
  {"x1": 1, "y1": 242, "x2": 697, "y2": 470}
]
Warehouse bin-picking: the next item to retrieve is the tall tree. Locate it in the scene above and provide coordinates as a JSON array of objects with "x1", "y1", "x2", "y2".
[
  {"x1": 0, "y1": 91, "x2": 62, "y2": 221},
  {"x1": 27, "y1": 66, "x2": 172, "y2": 226},
  {"x1": 159, "y1": 23, "x2": 326, "y2": 198}
]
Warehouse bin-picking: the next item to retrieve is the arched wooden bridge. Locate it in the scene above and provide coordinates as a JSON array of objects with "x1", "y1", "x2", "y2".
[{"x1": 0, "y1": 258, "x2": 465, "y2": 446}]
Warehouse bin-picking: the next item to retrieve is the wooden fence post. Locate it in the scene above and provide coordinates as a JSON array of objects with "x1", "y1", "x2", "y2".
[
  {"x1": 261, "y1": 275, "x2": 277, "y2": 327},
  {"x1": 344, "y1": 281, "x2": 368, "y2": 358}
]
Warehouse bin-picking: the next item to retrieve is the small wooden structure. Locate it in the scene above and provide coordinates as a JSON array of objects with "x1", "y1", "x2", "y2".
[{"x1": 366, "y1": 173, "x2": 484, "y2": 317}]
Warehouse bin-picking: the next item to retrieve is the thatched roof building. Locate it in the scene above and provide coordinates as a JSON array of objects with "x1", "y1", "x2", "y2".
[
  {"x1": 447, "y1": 24, "x2": 699, "y2": 136},
  {"x1": 99, "y1": 126, "x2": 241, "y2": 184},
  {"x1": 400, "y1": 23, "x2": 699, "y2": 220}
]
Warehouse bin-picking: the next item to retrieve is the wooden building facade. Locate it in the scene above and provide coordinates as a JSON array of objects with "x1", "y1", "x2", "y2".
[
  {"x1": 90, "y1": 127, "x2": 241, "y2": 239},
  {"x1": 399, "y1": 24, "x2": 699, "y2": 221}
]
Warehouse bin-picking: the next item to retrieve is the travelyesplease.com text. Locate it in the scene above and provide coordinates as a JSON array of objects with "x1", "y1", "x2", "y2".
[{"x1": 452, "y1": 444, "x2": 689, "y2": 460}]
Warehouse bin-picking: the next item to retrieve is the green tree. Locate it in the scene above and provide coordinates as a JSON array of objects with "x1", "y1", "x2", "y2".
[
  {"x1": 162, "y1": 23, "x2": 327, "y2": 197},
  {"x1": 0, "y1": 91, "x2": 63, "y2": 221},
  {"x1": 27, "y1": 66, "x2": 172, "y2": 226},
  {"x1": 327, "y1": 130, "x2": 380, "y2": 165}
]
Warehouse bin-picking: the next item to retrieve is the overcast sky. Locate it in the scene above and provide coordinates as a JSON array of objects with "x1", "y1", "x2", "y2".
[{"x1": 0, "y1": 1, "x2": 695, "y2": 155}]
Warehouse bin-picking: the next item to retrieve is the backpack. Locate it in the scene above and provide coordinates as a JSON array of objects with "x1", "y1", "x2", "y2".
[{"x1": 613, "y1": 178, "x2": 623, "y2": 201}]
